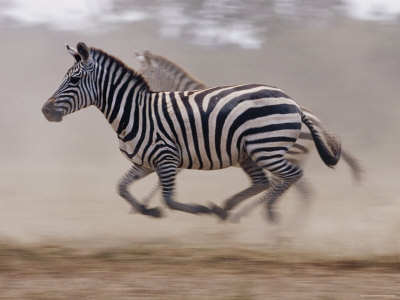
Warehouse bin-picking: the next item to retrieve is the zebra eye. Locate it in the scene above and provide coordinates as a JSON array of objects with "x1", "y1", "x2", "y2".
[{"x1": 70, "y1": 76, "x2": 80, "y2": 85}]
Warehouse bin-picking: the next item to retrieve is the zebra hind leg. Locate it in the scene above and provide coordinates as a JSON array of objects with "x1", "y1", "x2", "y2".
[
  {"x1": 157, "y1": 161, "x2": 224, "y2": 216},
  {"x1": 118, "y1": 164, "x2": 163, "y2": 218},
  {"x1": 221, "y1": 158, "x2": 270, "y2": 220},
  {"x1": 261, "y1": 163, "x2": 303, "y2": 223}
]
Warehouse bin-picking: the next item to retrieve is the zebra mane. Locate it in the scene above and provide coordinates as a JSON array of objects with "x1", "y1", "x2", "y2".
[
  {"x1": 90, "y1": 47, "x2": 151, "y2": 91},
  {"x1": 140, "y1": 50, "x2": 206, "y2": 89}
]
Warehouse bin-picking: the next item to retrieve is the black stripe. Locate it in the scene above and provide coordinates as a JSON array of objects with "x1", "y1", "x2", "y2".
[
  {"x1": 152, "y1": 149, "x2": 178, "y2": 166},
  {"x1": 169, "y1": 93, "x2": 193, "y2": 169},
  {"x1": 153, "y1": 94, "x2": 175, "y2": 145},
  {"x1": 105, "y1": 66, "x2": 126, "y2": 118},
  {"x1": 255, "y1": 154, "x2": 283, "y2": 163},
  {"x1": 121, "y1": 91, "x2": 142, "y2": 142},
  {"x1": 99, "y1": 59, "x2": 112, "y2": 113},
  {"x1": 226, "y1": 104, "x2": 299, "y2": 164},
  {"x1": 245, "y1": 136, "x2": 297, "y2": 145},
  {"x1": 140, "y1": 96, "x2": 155, "y2": 164},
  {"x1": 109, "y1": 77, "x2": 136, "y2": 124},
  {"x1": 237, "y1": 122, "x2": 302, "y2": 157},
  {"x1": 180, "y1": 93, "x2": 203, "y2": 169},
  {"x1": 117, "y1": 84, "x2": 136, "y2": 135},
  {"x1": 159, "y1": 93, "x2": 184, "y2": 166},
  {"x1": 291, "y1": 143, "x2": 309, "y2": 153},
  {"x1": 193, "y1": 95, "x2": 213, "y2": 169},
  {"x1": 248, "y1": 147, "x2": 288, "y2": 156},
  {"x1": 131, "y1": 94, "x2": 149, "y2": 157}
]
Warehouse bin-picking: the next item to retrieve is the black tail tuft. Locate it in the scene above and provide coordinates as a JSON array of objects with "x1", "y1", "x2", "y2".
[{"x1": 301, "y1": 112, "x2": 341, "y2": 168}]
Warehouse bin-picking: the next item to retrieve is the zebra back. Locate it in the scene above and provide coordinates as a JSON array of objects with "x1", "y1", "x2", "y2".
[{"x1": 135, "y1": 50, "x2": 206, "y2": 92}]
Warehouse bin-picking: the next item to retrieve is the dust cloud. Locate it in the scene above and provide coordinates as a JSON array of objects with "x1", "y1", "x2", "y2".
[{"x1": 1, "y1": 13, "x2": 399, "y2": 261}]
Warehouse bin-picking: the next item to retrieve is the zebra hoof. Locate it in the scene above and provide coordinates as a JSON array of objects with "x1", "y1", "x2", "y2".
[
  {"x1": 141, "y1": 206, "x2": 163, "y2": 218},
  {"x1": 210, "y1": 204, "x2": 228, "y2": 220}
]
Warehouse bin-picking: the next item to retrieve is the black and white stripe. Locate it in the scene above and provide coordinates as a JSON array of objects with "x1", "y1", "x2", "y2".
[{"x1": 43, "y1": 43, "x2": 341, "y2": 220}]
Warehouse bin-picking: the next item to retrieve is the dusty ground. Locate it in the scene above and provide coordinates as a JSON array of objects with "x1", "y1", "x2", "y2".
[{"x1": 1, "y1": 244, "x2": 399, "y2": 300}]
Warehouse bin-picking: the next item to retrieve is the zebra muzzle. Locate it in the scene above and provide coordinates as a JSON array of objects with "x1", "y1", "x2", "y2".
[{"x1": 42, "y1": 98, "x2": 63, "y2": 122}]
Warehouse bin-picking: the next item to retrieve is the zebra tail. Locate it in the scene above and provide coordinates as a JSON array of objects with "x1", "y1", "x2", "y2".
[
  {"x1": 300, "y1": 111, "x2": 341, "y2": 168},
  {"x1": 341, "y1": 149, "x2": 364, "y2": 182}
]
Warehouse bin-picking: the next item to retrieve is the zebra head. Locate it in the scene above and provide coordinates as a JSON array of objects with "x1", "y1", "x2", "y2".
[{"x1": 42, "y1": 42, "x2": 97, "y2": 122}]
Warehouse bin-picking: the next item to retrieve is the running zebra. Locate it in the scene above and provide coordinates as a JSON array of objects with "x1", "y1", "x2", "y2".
[
  {"x1": 42, "y1": 43, "x2": 341, "y2": 221},
  {"x1": 134, "y1": 50, "x2": 206, "y2": 92},
  {"x1": 135, "y1": 50, "x2": 361, "y2": 221}
]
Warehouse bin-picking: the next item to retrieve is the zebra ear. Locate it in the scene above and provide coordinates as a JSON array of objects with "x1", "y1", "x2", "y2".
[
  {"x1": 77, "y1": 42, "x2": 90, "y2": 62},
  {"x1": 135, "y1": 50, "x2": 155, "y2": 68},
  {"x1": 143, "y1": 50, "x2": 154, "y2": 66},
  {"x1": 65, "y1": 43, "x2": 81, "y2": 62},
  {"x1": 134, "y1": 50, "x2": 146, "y2": 63}
]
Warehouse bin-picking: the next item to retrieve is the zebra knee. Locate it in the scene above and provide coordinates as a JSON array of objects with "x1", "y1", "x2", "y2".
[{"x1": 254, "y1": 178, "x2": 270, "y2": 189}]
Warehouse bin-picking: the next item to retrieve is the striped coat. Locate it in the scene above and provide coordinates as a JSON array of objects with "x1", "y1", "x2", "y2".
[
  {"x1": 135, "y1": 50, "x2": 360, "y2": 221},
  {"x1": 42, "y1": 43, "x2": 341, "y2": 220}
]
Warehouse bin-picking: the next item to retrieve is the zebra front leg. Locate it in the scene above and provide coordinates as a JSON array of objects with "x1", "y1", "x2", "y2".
[
  {"x1": 156, "y1": 161, "x2": 223, "y2": 216},
  {"x1": 118, "y1": 164, "x2": 163, "y2": 218},
  {"x1": 141, "y1": 169, "x2": 184, "y2": 207}
]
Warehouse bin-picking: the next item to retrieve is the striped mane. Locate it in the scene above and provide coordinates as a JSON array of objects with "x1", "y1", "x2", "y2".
[
  {"x1": 137, "y1": 50, "x2": 206, "y2": 92},
  {"x1": 145, "y1": 51, "x2": 206, "y2": 88},
  {"x1": 90, "y1": 47, "x2": 151, "y2": 91}
]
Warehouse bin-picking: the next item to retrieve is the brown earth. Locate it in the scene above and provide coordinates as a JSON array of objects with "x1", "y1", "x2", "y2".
[{"x1": 1, "y1": 244, "x2": 400, "y2": 299}]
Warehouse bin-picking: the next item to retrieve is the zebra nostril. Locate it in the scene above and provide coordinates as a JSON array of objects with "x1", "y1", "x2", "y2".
[
  {"x1": 42, "y1": 98, "x2": 55, "y2": 116},
  {"x1": 42, "y1": 104, "x2": 50, "y2": 115}
]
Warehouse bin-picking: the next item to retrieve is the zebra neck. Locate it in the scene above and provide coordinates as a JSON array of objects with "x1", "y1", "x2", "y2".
[
  {"x1": 97, "y1": 82, "x2": 152, "y2": 139},
  {"x1": 96, "y1": 77, "x2": 150, "y2": 132},
  {"x1": 90, "y1": 49, "x2": 152, "y2": 137}
]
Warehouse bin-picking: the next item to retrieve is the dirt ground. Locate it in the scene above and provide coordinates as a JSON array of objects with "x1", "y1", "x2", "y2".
[{"x1": 1, "y1": 244, "x2": 399, "y2": 300}]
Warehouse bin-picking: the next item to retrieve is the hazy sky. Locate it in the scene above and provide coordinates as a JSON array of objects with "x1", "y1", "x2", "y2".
[{"x1": 2, "y1": 0, "x2": 400, "y2": 28}]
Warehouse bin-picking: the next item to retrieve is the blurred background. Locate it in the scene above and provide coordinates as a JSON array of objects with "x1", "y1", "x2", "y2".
[{"x1": 0, "y1": 0, "x2": 400, "y2": 256}]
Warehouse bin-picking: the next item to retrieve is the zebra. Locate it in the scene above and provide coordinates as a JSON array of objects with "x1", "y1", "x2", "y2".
[
  {"x1": 42, "y1": 42, "x2": 341, "y2": 221},
  {"x1": 134, "y1": 50, "x2": 206, "y2": 92},
  {"x1": 134, "y1": 50, "x2": 361, "y2": 222}
]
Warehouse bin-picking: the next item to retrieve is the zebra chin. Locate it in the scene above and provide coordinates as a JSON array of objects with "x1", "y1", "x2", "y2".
[{"x1": 43, "y1": 112, "x2": 63, "y2": 122}]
